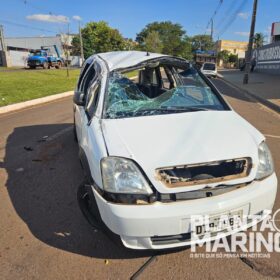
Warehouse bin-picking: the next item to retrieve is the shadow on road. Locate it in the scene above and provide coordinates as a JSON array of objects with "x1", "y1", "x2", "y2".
[
  {"x1": 3, "y1": 123, "x2": 184, "y2": 260},
  {"x1": 212, "y1": 78, "x2": 255, "y2": 103}
]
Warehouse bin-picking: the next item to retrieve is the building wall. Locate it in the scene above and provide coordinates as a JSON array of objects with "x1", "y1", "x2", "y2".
[
  {"x1": 254, "y1": 41, "x2": 280, "y2": 74},
  {"x1": 4, "y1": 35, "x2": 80, "y2": 67},
  {"x1": 215, "y1": 40, "x2": 248, "y2": 67},
  {"x1": 8, "y1": 50, "x2": 29, "y2": 66},
  {"x1": 216, "y1": 40, "x2": 248, "y2": 58},
  {"x1": 5, "y1": 36, "x2": 64, "y2": 56}
]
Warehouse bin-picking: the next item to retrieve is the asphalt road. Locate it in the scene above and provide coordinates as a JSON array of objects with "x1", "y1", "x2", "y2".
[{"x1": 0, "y1": 79, "x2": 279, "y2": 280}]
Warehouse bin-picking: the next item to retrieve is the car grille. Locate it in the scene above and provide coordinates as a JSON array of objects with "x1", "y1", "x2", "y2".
[
  {"x1": 29, "y1": 60, "x2": 39, "y2": 65},
  {"x1": 151, "y1": 233, "x2": 191, "y2": 245},
  {"x1": 156, "y1": 158, "x2": 252, "y2": 188}
]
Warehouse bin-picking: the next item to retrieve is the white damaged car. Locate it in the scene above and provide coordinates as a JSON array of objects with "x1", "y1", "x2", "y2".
[{"x1": 73, "y1": 51, "x2": 277, "y2": 250}]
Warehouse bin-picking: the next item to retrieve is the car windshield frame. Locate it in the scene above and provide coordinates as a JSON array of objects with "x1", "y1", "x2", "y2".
[{"x1": 102, "y1": 59, "x2": 230, "y2": 119}]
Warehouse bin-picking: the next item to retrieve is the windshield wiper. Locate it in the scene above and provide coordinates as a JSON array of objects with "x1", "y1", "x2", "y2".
[
  {"x1": 132, "y1": 107, "x2": 209, "y2": 116},
  {"x1": 160, "y1": 106, "x2": 209, "y2": 112}
]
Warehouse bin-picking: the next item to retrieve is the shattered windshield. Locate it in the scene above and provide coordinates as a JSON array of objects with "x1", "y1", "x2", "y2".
[{"x1": 105, "y1": 65, "x2": 226, "y2": 119}]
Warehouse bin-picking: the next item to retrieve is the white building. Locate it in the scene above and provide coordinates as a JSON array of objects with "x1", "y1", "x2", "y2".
[{"x1": 2, "y1": 34, "x2": 80, "y2": 67}]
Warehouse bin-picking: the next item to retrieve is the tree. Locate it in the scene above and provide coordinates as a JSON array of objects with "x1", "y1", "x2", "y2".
[
  {"x1": 228, "y1": 53, "x2": 238, "y2": 63},
  {"x1": 254, "y1": 32, "x2": 265, "y2": 48},
  {"x1": 123, "y1": 38, "x2": 137, "y2": 51},
  {"x1": 72, "y1": 21, "x2": 125, "y2": 59},
  {"x1": 218, "y1": 50, "x2": 230, "y2": 64},
  {"x1": 136, "y1": 21, "x2": 192, "y2": 59},
  {"x1": 191, "y1": 35, "x2": 214, "y2": 52},
  {"x1": 144, "y1": 31, "x2": 163, "y2": 53}
]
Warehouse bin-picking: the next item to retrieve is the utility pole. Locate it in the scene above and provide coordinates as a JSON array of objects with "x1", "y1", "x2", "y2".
[
  {"x1": 243, "y1": 0, "x2": 258, "y2": 84},
  {"x1": 210, "y1": 18, "x2": 214, "y2": 41},
  {"x1": 0, "y1": 25, "x2": 9, "y2": 67},
  {"x1": 0, "y1": 25, "x2": 6, "y2": 51},
  {"x1": 66, "y1": 23, "x2": 70, "y2": 77},
  {"x1": 78, "y1": 21, "x2": 84, "y2": 64}
]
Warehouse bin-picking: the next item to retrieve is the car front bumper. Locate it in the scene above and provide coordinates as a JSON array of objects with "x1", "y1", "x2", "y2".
[{"x1": 94, "y1": 173, "x2": 277, "y2": 250}]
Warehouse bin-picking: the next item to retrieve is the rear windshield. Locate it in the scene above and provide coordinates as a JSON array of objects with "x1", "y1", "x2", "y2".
[
  {"x1": 104, "y1": 64, "x2": 227, "y2": 119},
  {"x1": 203, "y1": 63, "x2": 216, "y2": 70}
]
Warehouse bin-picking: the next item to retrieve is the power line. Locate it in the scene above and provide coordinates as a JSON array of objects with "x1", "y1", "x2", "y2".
[
  {"x1": 216, "y1": 0, "x2": 249, "y2": 38},
  {"x1": 0, "y1": 19, "x2": 57, "y2": 34},
  {"x1": 215, "y1": 0, "x2": 238, "y2": 29},
  {"x1": 205, "y1": 0, "x2": 224, "y2": 34},
  {"x1": 20, "y1": 0, "x2": 53, "y2": 15}
]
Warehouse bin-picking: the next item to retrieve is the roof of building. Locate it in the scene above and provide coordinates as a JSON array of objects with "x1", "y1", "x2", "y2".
[{"x1": 96, "y1": 51, "x2": 169, "y2": 70}]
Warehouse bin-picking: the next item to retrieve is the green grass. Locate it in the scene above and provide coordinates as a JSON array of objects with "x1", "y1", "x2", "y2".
[{"x1": 0, "y1": 69, "x2": 80, "y2": 106}]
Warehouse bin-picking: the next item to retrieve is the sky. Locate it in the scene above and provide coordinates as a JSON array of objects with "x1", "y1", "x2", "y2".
[{"x1": 0, "y1": 0, "x2": 279, "y2": 42}]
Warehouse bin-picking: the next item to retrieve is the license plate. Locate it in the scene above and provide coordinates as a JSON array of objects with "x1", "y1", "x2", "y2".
[{"x1": 194, "y1": 210, "x2": 243, "y2": 237}]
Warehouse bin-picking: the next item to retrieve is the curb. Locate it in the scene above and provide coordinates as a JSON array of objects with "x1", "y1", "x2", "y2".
[
  {"x1": 221, "y1": 78, "x2": 280, "y2": 114},
  {"x1": 0, "y1": 91, "x2": 74, "y2": 115}
]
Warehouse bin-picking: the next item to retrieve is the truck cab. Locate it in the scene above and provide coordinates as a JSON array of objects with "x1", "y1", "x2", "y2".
[{"x1": 27, "y1": 46, "x2": 63, "y2": 69}]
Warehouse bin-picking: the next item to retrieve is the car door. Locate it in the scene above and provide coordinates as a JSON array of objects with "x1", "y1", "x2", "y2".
[
  {"x1": 75, "y1": 59, "x2": 104, "y2": 178},
  {"x1": 74, "y1": 58, "x2": 97, "y2": 142}
]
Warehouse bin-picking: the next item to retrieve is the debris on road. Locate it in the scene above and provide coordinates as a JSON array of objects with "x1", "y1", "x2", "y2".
[
  {"x1": 15, "y1": 167, "x2": 24, "y2": 172},
  {"x1": 24, "y1": 146, "x2": 33, "y2": 151},
  {"x1": 38, "y1": 136, "x2": 49, "y2": 142},
  {"x1": 130, "y1": 255, "x2": 157, "y2": 280}
]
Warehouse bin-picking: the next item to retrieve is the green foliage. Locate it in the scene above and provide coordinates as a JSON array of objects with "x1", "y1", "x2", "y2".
[
  {"x1": 123, "y1": 38, "x2": 138, "y2": 51},
  {"x1": 254, "y1": 32, "x2": 265, "y2": 49},
  {"x1": 0, "y1": 69, "x2": 80, "y2": 106},
  {"x1": 144, "y1": 31, "x2": 163, "y2": 53},
  {"x1": 136, "y1": 21, "x2": 192, "y2": 59},
  {"x1": 228, "y1": 53, "x2": 238, "y2": 64},
  {"x1": 218, "y1": 50, "x2": 231, "y2": 63},
  {"x1": 191, "y1": 35, "x2": 214, "y2": 52},
  {"x1": 72, "y1": 21, "x2": 126, "y2": 58}
]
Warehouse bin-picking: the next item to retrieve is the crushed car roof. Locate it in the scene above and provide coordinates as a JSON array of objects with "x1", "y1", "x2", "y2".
[{"x1": 96, "y1": 51, "x2": 168, "y2": 71}]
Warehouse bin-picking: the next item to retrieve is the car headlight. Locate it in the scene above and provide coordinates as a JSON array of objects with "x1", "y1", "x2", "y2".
[
  {"x1": 101, "y1": 157, "x2": 153, "y2": 194},
  {"x1": 256, "y1": 142, "x2": 274, "y2": 180}
]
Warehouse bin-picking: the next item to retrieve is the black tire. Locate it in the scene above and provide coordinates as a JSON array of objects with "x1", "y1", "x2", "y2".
[
  {"x1": 77, "y1": 182, "x2": 124, "y2": 247},
  {"x1": 73, "y1": 124, "x2": 78, "y2": 142},
  {"x1": 29, "y1": 66, "x2": 36, "y2": 69},
  {"x1": 55, "y1": 61, "x2": 62, "y2": 69},
  {"x1": 77, "y1": 182, "x2": 102, "y2": 229},
  {"x1": 73, "y1": 117, "x2": 78, "y2": 142}
]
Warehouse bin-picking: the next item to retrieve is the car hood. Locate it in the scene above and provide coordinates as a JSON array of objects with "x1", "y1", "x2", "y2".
[{"x1": 101, "y1": 111, "x2": 264, "y2": 193}]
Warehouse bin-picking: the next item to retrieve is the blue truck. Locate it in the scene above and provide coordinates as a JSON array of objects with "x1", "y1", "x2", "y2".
[{"x1": 27, "y1": 45, "x2": 64, "y2": 69}]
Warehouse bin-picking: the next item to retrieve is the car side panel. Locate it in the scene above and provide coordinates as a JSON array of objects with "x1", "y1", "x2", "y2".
[{"x1": 83, "y1": 116, "x2": 108, "y2": 188}]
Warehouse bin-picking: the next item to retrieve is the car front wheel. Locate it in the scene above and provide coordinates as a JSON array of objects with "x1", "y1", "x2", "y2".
[{"x1": 77, "y1": 182, "x2": 124, "y2": 248}]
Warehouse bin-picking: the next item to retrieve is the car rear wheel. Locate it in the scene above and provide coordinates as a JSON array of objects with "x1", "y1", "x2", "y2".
[{"x1": 55, "y1": 61, "x2": 62, "y2": 69}]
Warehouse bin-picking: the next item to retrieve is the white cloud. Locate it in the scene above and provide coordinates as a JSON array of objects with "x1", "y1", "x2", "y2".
[
  {"x1": 26, "y1": 14, "x2": 69, "y2": 23},
  {"x1": 73, "y1": 15, "x2": 82, "y2": 21},
  {"x1": 237, "y1": 12, "x2": 249, "y2": 20},
  {"x1": 234, "y1": 31, "x2": 250, "y2": 37}
]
